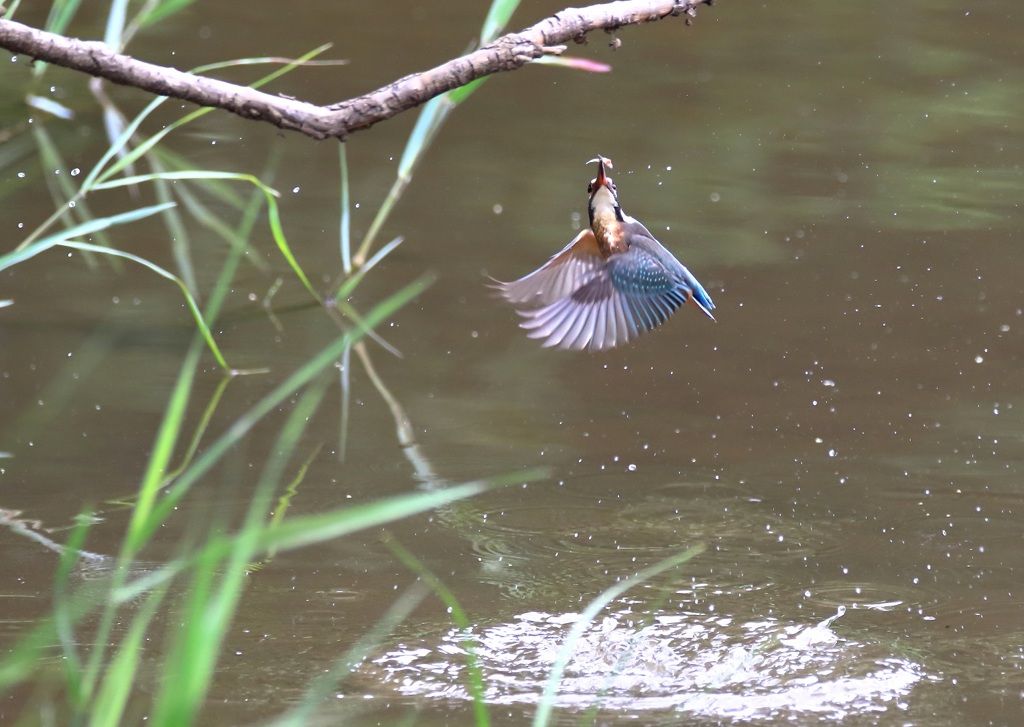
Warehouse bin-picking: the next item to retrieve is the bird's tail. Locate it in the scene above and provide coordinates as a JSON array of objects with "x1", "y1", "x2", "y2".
[{"x1": 682, "y1": 268, "x2": 716, "y2": 322}]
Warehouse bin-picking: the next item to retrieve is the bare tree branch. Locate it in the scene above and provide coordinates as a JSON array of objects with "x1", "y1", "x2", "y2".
[{"x1": 0, "y1": 0, "x2": 714, "y2": 140}]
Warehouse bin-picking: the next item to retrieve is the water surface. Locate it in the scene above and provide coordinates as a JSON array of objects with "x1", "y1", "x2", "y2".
[{"x1": 2, "y1": 0, "x2": 1024, "y2": 724}]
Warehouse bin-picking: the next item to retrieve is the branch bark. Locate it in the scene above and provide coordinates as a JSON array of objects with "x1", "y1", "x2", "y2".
[{"x1": 0, "y1": 0, "x2": 714, "y2": 141}]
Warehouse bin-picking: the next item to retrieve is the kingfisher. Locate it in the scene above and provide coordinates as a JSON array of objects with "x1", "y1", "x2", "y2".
[{"x1": 494, "y1": 156, "x2": 715, "y2": 351}]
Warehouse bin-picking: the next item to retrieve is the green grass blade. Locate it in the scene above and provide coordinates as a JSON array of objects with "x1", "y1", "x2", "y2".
[
  {"x1": 53, "y1": 516, "x2": 93, "y2": 709},
  {"x1": 447, "y1": 77, "x2": 488, "y2": 107},
  {"x1": 397, "y1": 97, "x2": 454, "y2": 179},
  {"x1": 89, "y1": 587, "x2": 167, "y2": 727},
  {"x1": 532, "y1": 545, "x2": 706, "y2": 727},
  {"x1": 53, "y1": 241, "x2": 229, "y2": 370},
  {"x1": 26, "y1": 94, "x2": 76, "y2": 120},
  {"x1": 125, "y1": 468, "x2": 528, "y2": 627},
  {"x1": 162, "y1": 173, "x2": 260, "y2": 275},
  {"x1": 336, "y1": 235, "x2": 404, "y2": 299},
  {"x1": 254, "y1": 470, "x2": 541, "y2": 556},
  {"x1": 337, "y1": 340, "x2": 352, "y2": 461},
  {"x1": 189, "y1": 44, "x2": 335, "y2": 85},
  {"x1": 480, "y1": 0, "x2": 521, "y2": 44},
  {"x1": 158, "y1": 373, "x2": 232, "y2": 488},
  {"x1": 5, "y1": 201, "x2": 175, "y2": 261},
  {"x1": 126, "y1": 339, "x2": 203, "y2": 556},
  {"x1": 150, "y1": 532, "x2": 225, "y2": 727},
  {"x1": 79, "y1": 95, "x2": 170, "y2": 193},
  {"x1": 78, "y1": 339, "x2": 204, "y2": 701},
  {"x1": 151, "y1": 177, "x2": 198, "y2": 295},
  {"x1": 351, "y1": 95, "x2": 453, "y2": 268},
  {"x1": 139, "y1": 274, "x2": 434, "y2": 544},
  {"x1": 339, "y1": 143, "x2": 352, "y2": 273},
  {"x1": 103, "y1": 0, "x2": 130, "y2": 50},
  {"x1": 94, "y1": 172, "x2": 320, "y2": 303},
  {"x1": 267, "y1": 583, "x2": 430, "y2": 727},
  {"x1": 0, "y1": 577, "x2": 97, "y2": 691},
  {"x1": 349, "y1": 0, "x2": 518, "y2": 269},
  {"x1": 254, "y1": 379, "x2": 330, "y2": 507},
  {"x1": 32, "y1": 120, "x2": 78, "y2": 208},
  {"x1": 386, "y1": 536, "x2": 490, "y2": 727},
  {"x1": 29, "y1": 124, "x2": 106, "y2": 264},
  {"x1": 92, "y1": 170, "x2": 273, "y2": 195},
  {"x1": 93, "y1": 170, "x2": 316, "y2": 300},
  {"x1": 43, "y1": 0, "x2": 83, "y2": 35},
  {"x1": 266, "y1": 191, "x2": 321, "y2": 302},
  {"x1": 352, "y1": 341, "x2": 413, "y2": 445},
  {"x1": 154, "y1": 379, "x2": 336, "y2": 726},
  {"x1": 135, "y1": 0, "x2": 199, "y2": 28},
  {"x1": 262, "y1": 444, "x2": 324, "y2": 564},
  {"x1": 201, "y1": 177, "x2": 269, "y2": 324}
]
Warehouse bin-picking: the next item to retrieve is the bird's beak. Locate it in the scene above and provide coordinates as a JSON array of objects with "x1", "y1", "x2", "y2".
[{"x1": 587, "y1": 156, "x2": 613, "y2": 191}]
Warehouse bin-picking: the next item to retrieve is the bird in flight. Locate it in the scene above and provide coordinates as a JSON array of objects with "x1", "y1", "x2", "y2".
[{"x1": 494, "y1": 156, "x2": 715, "y2": 351}]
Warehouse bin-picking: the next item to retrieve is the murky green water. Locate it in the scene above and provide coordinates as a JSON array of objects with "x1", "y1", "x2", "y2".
[{"x1": 3, "y1": 0, "x2": 1024, "y2": 724}]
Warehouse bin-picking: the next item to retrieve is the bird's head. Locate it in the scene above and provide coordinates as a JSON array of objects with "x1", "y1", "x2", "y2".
[{"x1": 587, "y1": 155, "x2": 621, "y2": 227}]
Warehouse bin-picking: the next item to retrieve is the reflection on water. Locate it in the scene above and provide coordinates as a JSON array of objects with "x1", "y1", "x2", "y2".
[{"x1": 362, "y1": 604, "x2": 928, "y2": 721}]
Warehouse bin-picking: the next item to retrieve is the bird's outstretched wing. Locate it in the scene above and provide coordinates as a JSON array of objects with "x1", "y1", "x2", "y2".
[
  {"x1": 492, "y1": 229, "x2": 603, "y2": 307},
  {"x1": 517, "y1": 245, "x2": 689, "y2": 351},
  {"x1": 625, "y1": 232, "x2": 715, "y2": 321}
]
